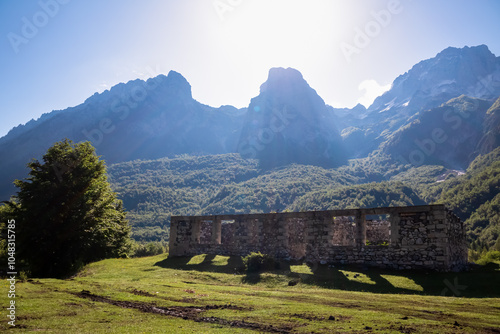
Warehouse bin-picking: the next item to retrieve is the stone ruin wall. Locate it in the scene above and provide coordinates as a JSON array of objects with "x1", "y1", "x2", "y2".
[{"x1": 169, "y1": 205, "x2": 468, "y2": 271}]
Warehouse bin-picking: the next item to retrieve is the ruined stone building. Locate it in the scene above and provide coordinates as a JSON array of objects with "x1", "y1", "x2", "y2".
[{"x1": 169, "y1": 204, "x2": 468, "y2": 271}]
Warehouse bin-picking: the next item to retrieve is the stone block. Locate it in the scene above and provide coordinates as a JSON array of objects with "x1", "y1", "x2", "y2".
[{"x1": 432, "y1": 213, "x2": 445, "y2": 220}]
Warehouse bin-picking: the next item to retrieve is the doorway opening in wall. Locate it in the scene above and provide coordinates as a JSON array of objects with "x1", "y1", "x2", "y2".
[
  {"x1": 200, "y1": 220, "x2": 213, "y2": 244},
  {"x1": 365, "y1": 214, "x2": 391, "y2": 246},
  {"x1": 331, "y1": 216, "x2": 356, "y2": 246},
  {"x1": 221, "y1": 220, "x2": 235, "y2": 245}
]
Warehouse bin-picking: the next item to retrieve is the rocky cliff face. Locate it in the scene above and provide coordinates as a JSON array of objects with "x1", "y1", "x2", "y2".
[{"x1": 238, "y1": 68, "x2": 346, "y2": 169}]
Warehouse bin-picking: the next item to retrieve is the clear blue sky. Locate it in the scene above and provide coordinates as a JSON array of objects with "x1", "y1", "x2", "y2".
[{"x1": 1, "y1": 0, "x2": 499, "y2": 138}]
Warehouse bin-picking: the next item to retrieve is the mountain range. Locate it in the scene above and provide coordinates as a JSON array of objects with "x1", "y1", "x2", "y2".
[{"x1": 1, "y1": 45, "x2": 499, "y2": 248}]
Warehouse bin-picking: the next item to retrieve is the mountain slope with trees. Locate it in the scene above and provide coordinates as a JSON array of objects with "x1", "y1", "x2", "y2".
[
  {"x1": 437, "y1": 147, "x2": 500, "y2": 249},
  {"x1": 104, "y1": 148, "x2": 500, "y2": 251},
  {"x1": 287, "y1": 181, "x2": 426, "y2": 212},
  {"x1": 380, "y1": 95, "x2": 493, "y2": 169}
]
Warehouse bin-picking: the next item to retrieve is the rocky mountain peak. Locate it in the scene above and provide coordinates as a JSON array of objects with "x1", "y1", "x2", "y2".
[
  {"x1": 238, "y1": 68, "x2": 345, "y2": 169},
  {"x1": 164, "y1": 70, "x2": 193, "y2": 99},
  {"x1": 260, "y1": 67, "x2": 306, "y2": 91},
  {"x1": 436, "y1": 44, "x2": 493, "y2": 61},
  {"x1": 404, "y1": 44, "x2": 497, "y2": 81},
  {"x1": 366, "y1": 45, "x2": 500, "y2": 125},
  {"x1": 256, "y1": 67, "x2": 323, "y2": 107}
]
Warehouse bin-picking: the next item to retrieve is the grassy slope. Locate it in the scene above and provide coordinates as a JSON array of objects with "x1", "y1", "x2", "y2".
[{"x1": 2, "y1": 255, "x2": 499, "y2": 333}]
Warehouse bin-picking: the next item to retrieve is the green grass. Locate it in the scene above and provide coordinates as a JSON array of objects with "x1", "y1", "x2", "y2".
[{"x1": 1, "y1": 254, "x2": 499, "y2": 333}]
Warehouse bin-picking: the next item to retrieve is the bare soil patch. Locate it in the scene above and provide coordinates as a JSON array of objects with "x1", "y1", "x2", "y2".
[{"x1": 75, "y1": 290, "x2": 293, "y2": 333}]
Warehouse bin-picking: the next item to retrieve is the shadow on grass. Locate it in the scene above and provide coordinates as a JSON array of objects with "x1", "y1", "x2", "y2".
[
  {"x1": 242, "y1": 273, "x2": 261, "y2": 284},
  {"x1": 155, "y1": 255, "x2": 500, "y2": 298},
  {"x1": 154, "y1": 255, "x2": 294, "y2": 285},
  {"x1": 154, "y1": 254, "x2": 245, "y2": 275},
  {"x1": 302, "y1": 262, "x2": 500, "y2": 298},
  {"x1": 240, "y1": 260, "x2": 291, "y2": 285}
]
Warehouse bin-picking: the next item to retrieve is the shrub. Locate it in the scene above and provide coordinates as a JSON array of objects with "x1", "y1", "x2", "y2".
[
  {"x1": 132, "y1": 242, "x2": 166, "y2": 257},
  {"x1": 475, "y1": 250, "x2": 500, "y2": 265},
  {"x1": 242, "y1": 252, "x2": 275, "y2": 273},
  {"x1": 19, "y1": 271, "x2": 28, "y2": 282}
]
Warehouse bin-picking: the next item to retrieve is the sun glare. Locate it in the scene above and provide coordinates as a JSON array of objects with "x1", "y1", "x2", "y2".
[{"x1": 220, "y1": 0, "x2": 351, "y2": 72}]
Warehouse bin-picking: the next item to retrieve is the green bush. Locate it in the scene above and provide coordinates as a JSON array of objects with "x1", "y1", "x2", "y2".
[
  {"x1": 132, "y1": 242, "x2": 166, "y2": 257},
  {"x1": 242, "y1": 252, "x2": 275, "y2": 273},
  {"x1": 475, "y1": 250, "x2": 500, "y2": 265}
]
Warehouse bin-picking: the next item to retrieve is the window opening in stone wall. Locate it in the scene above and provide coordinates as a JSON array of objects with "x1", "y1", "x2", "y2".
[
  {"x1": 199, "y1": 220, "x2": 213, "y2": 244},
  {"x1": 221, "y1": 220, "x2": 235, "y2": 245},
  {"x1": 365, "y1": 214, "x2": 390, "y2": 246},
  {"x1": 331, "y1": 216, "x2": 356, "y2": 246}
]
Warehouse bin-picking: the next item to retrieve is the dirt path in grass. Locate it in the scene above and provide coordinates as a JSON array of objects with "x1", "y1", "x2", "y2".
[{"x1": 74, "y1": 290, "x2": 293, "y2": 333}]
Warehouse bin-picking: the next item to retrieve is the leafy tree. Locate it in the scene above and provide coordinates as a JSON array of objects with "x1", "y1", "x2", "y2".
[{"x1": 11, "y1": 139, "x2": 131, "y2": 277}]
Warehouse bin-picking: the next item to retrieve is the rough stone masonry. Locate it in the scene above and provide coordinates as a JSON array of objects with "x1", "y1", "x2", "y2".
[{"x1": 169, "y1": 204, "x2": 468, "y2": 271}]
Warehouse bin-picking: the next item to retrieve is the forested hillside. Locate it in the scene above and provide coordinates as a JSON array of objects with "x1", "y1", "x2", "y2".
[
  {"x1": 438, "y1": 147, "x2": 500, "y2": 249},
  {"x1": 287, "y1": 182, "x2": 425, "y2": 212},
  {"x1": 107, "y1": 148, "x2": 499, "y2": 251},
  {"x1": 108, "y1": 154, "x2": 259, "y2": 241}
]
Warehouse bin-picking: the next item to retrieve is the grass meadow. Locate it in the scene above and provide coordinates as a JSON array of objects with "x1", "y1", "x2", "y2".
[{"x1": 1, "y1": 254, "x2": 499, "y2": 333}]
